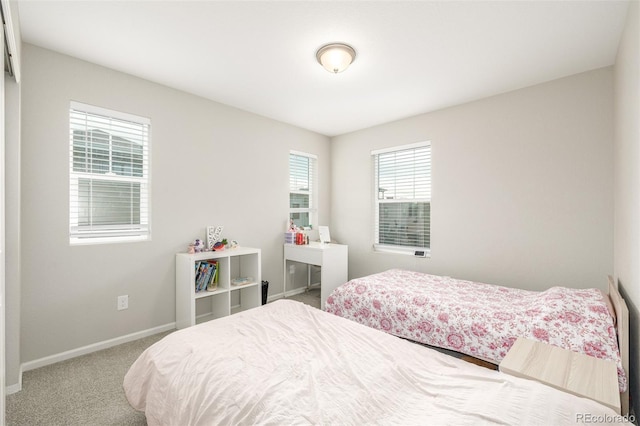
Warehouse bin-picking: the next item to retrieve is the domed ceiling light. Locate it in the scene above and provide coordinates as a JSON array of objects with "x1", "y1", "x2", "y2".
[{"x1": 316, "y1": 43, "x2": 356, "y2": 73}]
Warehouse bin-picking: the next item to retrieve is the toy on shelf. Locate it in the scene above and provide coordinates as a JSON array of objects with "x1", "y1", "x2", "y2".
[
  {"x1": 187, "y1": 238, "x2": 206, "y2": 253},
  {"x1": 213, "y1": 239, "x2": 226, "y2": 251},
  {"x1": 195, "y1": 239, "x2": 206, "y2": 252}
]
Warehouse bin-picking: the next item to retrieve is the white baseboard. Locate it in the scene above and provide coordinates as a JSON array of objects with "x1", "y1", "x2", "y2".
[{"x1": 20, "y1": 322, "x2": 176, "y2": 374}]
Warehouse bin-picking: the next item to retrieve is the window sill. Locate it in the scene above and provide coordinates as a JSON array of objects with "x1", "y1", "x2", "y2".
[
  {"x1": 70, "y1": 234, "x2": 150, "y2": 246},
  {"x1": 373, "y1": 244, "x2": 431, "y2": 258}
]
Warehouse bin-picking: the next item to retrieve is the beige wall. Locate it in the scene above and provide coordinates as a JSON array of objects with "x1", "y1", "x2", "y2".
[
  {"x1": 19, "y1": 44, "x2": 331, "y2": 363},
  {"x1": 614, "y1": 0, "x2": 639, "y2": 416},
  {"x1": 331, "y1": 67, "x2": 614, "y2": 292}
]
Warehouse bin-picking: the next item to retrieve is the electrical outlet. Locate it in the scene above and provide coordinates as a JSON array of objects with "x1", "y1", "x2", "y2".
[{"x1": 117, "y1": 295, "x2": 129, "y2": 311}]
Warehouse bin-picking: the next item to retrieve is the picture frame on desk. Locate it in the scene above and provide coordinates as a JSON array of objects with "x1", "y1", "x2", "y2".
[{"x1": 318, "y1": 226, "x2": 331, "y2": 244}]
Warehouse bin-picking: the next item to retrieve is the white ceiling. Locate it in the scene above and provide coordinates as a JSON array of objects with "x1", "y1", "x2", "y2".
[{"x1": 17, "y1": 1, "x2": 630, "y2": 137}]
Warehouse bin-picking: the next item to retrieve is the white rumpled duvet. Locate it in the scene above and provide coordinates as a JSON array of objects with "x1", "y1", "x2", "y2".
[{"x1": 124, "y1": 300, "x2": 628, "y2": 425}]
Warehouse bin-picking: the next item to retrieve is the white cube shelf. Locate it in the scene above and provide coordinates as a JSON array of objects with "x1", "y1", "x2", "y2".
[{"x1": 176, "y1": 247, "x2": 261, "y2": 329}]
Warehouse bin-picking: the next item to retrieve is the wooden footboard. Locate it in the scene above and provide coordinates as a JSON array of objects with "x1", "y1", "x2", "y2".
[{"x1": 608, "y1": 275, "x2": 629, "y2": 415}]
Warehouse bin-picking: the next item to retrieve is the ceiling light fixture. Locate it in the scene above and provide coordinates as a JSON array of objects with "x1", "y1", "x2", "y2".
[{"x1": 316, "y1": 43, "x2": 356, "y2": 74}]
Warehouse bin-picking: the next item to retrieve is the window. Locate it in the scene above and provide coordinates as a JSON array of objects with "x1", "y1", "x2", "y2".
[
  {"x1": 373, "y1": 142, "x2": 431, "y2": 254},
  {"x1": 69, "y1": 102, "x2": 150, "y2": 244},
  {"x1": 289, "y1": 151, "x2": 317, "y2": 228}
]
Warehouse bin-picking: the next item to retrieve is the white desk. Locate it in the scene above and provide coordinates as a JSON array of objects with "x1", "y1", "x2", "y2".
[{"x1": 283, "y1": 242, "x2": 348, "y2": 309}]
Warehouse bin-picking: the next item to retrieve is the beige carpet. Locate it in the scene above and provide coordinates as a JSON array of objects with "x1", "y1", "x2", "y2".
[
  {"x1": 285, "y1": 286, "x2": 321, "y2": 309},
  {"x1": 6, "y1": 331, "x2": 172, "y2": 426}
]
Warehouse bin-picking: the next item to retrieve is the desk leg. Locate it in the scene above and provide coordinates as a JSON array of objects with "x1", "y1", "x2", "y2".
[{"x1": 319, "y1": 248, "x2": 348, "y2": 310}]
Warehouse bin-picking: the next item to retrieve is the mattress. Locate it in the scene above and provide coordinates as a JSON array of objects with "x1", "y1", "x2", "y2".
[
  {"x1": 325, "y1": 269, "x2": 626, "y2": 392},
  {"x1": 124, "y1": 299, "x2": 627, "y2": 425}
]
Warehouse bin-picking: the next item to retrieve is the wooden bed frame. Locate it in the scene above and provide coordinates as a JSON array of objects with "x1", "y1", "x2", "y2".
[{"x1": 608, "y1": 275, "x2": 630, "y2": 415}]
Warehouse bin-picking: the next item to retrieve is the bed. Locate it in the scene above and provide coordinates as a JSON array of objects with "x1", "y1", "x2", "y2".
[
  {"x1": 324, "y1": 269, "x2": 629, "y2": 411},
  {"x1": 124, "y1": 299, "x2": 629, "y2": 425}
]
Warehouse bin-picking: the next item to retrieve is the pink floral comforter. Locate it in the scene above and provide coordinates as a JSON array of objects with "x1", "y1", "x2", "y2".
[{"x1": 325, "y1": 269, "x2": 626, "y2": 392}]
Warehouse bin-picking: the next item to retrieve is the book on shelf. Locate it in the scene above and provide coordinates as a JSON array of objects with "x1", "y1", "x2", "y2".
[
  {"x1": 194, "y1": 260, "x2": 219, "y2": 292},
  {"x1": 207, "y1": 262, "x2": 219, "y2": 291},
  {"x1": 194, "y1": 261, "x2": 208, "y2": 291}
]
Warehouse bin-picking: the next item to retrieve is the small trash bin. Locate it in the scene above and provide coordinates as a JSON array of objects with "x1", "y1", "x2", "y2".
[{"x1": 261, "y1": 280, "x2": 269, "y2": 305}]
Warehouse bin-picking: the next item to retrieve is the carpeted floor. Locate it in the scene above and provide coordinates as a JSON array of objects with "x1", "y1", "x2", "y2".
[
  {"x1": 5, "y1": 331, "x2": 172, "y2": 426},
  {"x1": 285, "y1": 286, "x2": 321, "y2": 308},
  {"x1": 5, "y1": 290, "x2": 320, "y2": 425}
]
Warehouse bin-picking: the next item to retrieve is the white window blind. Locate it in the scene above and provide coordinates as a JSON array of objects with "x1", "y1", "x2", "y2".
[
  {"x1": 289, "y1": 151, "x2": 317, "y2": 228},
  {"x1": 69, "y1": 102, "x2": 150, "y2": 244},
  {"x1": 373, "y1": 142, "x2": 431, "y2": 253}
]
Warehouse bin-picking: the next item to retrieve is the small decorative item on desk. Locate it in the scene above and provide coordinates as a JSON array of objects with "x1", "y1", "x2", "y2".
[
  {"x1": 284, "y1": 232, "x2": 295, "y2": 244},
  {"x1": 231, "y1": 276, "x2": 253, "y2": 286},
  {"x1": 286, "y1": 219, "x2": 298, "y2": 244}
]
